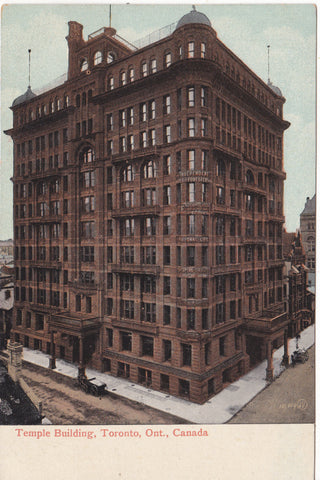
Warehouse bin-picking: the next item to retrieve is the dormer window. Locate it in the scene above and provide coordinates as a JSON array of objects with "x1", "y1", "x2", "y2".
[
  {"x1": 80, "y1": 58, "x2": 88, "y2": 72},
  {"x1": 107, "y1": 52, "x2": 115, "y2": 63},
  {"x1": 94, "y1": 51, "x2": 102, "y2": 65}
]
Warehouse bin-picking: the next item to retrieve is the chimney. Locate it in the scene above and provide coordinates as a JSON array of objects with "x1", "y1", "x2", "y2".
[{"x1": 66, "y1": 21, "x2": 84, "y2": 79}]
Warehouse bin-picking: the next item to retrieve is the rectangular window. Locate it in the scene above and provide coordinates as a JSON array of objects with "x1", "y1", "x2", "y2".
[
  {"x1": 188, "y1": 118, "x2": 195, "y2": 137},
  {"x1": 188, "y1": 41, "x2": 195, "y2": 58}
]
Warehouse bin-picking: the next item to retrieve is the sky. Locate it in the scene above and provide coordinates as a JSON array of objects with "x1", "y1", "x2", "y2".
[{"x1": 0, "y1": 3, "x2": 316, "y2": 239}]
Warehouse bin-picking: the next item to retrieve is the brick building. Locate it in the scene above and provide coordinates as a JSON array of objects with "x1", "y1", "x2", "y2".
[
  {"x1": 5, "y1": 8, "x2": 291, "y2": 403},
  {"x1": 300, "y1": 194, "x2": 315, "y2": 288}
]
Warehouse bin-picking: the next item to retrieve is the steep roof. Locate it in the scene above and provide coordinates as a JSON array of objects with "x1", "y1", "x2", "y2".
[{"x1": 301, "y1": 194, "x2": 316, "y2": 215}]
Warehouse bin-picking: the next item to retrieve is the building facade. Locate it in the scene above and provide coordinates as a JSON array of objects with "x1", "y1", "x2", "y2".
[
  {"x1": 300, "y1": 194, "x2": 315, "y2": 288},
  {"x1": 284, "y1": 232, "x2": 314, "y2": 337},
  {"x1": 6, "y1": 9, "x2": 291, "y2": 403}
]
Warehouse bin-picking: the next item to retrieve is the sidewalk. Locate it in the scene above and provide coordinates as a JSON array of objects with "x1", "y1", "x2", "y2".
[{"x1": 21, "y1": 324, "x2": 314, "y2": 424}]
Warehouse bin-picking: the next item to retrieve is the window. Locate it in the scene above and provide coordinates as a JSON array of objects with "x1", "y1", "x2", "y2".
[
  {"x1": 188, "y1": 118, "x2": 195, "y2": 137},
  {"x1": 163, "y1": 246, "x2": 171, "y2": 265},
  {"x1": 201, "y1": 118, "x2": 208, "y2": 136},
  {"x1": 188, "y1": 150, "x2": 195, "y2": 170},
  {"x1": 94, "y1": 50, "x2": 102, "y2": 65},
  {"x1": 149, "y1": 99, "x2": 156, "y2": 119},
  {"x1": 217, "y1": 159, "x2": 225, "y2": 177},
  {"x1": 201, "y1": 150, "x2": 208, "y2": 170},
  {"x1": 141, "y1": 336, "x2": 154, "y2": 356},
  {"x1": 202, "y1": 279, "x2": 208, "y2": 298},
  {"x1": 119, "y1": 109, "x2": 126, "y2": 128},
  {"x1": 187, "y1": 309, "x2": 195, "y2": 330},
  {"x1": 219, "y1": 336, "x2": 226, "y2": 355},
  {"x1": 163, "y1": 216, "x2": 171, "y2": 235},
  {"x1": 142, "y1": 188, "x2": 156, "y2": 206},
  {"x1": 216, "y1": 216, "x2": 225, "y2": 235},
  {"x1": 120, "y1": 71, "x2": 126, "y2": 86},
  {"x1": 187, "y1": 246, "x2": 195, "y2": 266},
  {"x1": 81, "y1": 196, "x2": 95, "y2": 213},
  {"x1": 187, "y1": 214, "x2": 196, "y2": 234},
  {"x1": 200, "y1": 42, "x2": 206, "y2": 58},
  {"x1": 128, "y1": 107, "x2": 134, "y2": 126},
  {"x1": 188, "y1": 41, "x2": 195, "y2": 58},
  {"x1": 80, "y1": 170, "x2": 95, "y2": 188},
  {"x1": 141, "y1": 61, "x2": 147, "y2": 77},
  {"x1": 187, "y1": 278, "x2": 195, "y2": 298},
  {"x1": 149, "y1": 129, "x2": 156, "y2": 146},
  {"x1": 187, "y1": 86, "x2": 195, "y2": 107},
  {"x1": 164, "y1": 125, "x2": 171, "y2": 143},
  {"x1": 202, "y1": 246, "x2": 208, "y2": 266},
  {"x1": 108, "y1": 76, "x2": 114, "y2": 90},
  {"x1": 163, "y1": 95, "x2": 171, "y2": 115},
  {"x1": 142, "y1": 217, "x2": 155, "y2": 236},
  {"x1": 122, "y1": 164, "x2": 135, "y2": 182},
  {"x1": 202, "y1": 183, "x2": 208, "y2": 202},
  {"x1": 202, "y1": 215, "x2": 208, "y2": 235},
  {"x1": 216, "y1": 304, "x2": 225, "y2": 324},
  {"x1": 120, "y1": 300, "x2": 134, "y2": 319},
  {"x1": 163, "y1": 186, "x2": 171, "y2": 205},
  {"x1": 143, "y1": 160, "x2": 157, "y2": 178},
  {"x1": 81, "y1": 147, "x2": 95, "y2": 163},
  {"x1": 120, "y1": 274, "x2": 134, "y2": 292},
  {"x1": 107, "y1": 52, "x2": 115, "y2": 63},
  {"x1": 128, "y1": 67, "x2": 134, "y2": 82},
  {"x1": 80, "y1": 58, "x2": 88, "y2": 72},
  {"x1": 120, "y1": 136, "x2": 126, "y2": 153},
  {"x1": 141, "y1": 276, "x2": 156, "y2": 294},
  {"x1": 216, "y1": 246, "x2": 225, "y2": 265},
  {"x1": 164, "y1": 52, "x2": 172, "y2": 68},
  {"x1": 188, "y1": 183, "x2": 195, "y2": 202},
  {"x1": 216, "y1": 186, "x2": 225, "y2": 205},
  {"x1": 121, "y1": 332, "x2": 132, "y2": 351},
  {"x1": 150, "y1": 58, "x2": 157, "y2": 73},
  {"x1": 163, "y1": 276, "x2": 171, "y2": 295},
  {"x1": 163, "y1": 340, "x2": 172, "y2": 361},
  {"x1": 163, "y1": 155, "x2": 171, "y2": 175}
]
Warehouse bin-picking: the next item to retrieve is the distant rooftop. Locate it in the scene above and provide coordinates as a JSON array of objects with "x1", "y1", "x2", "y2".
[{"x1": 301, "y1": 194, "x2": 316, "y2": 216}]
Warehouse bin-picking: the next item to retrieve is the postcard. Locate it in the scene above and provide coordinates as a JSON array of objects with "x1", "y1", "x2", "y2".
[{"x1": 0, "y1": 3, "x2": 316, "y2": 479}]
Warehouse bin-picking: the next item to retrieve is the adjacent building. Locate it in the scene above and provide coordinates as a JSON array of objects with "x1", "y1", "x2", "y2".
[
  {"x1": 283, "y1": 231, "x2": 314, "y2": 337},
  {"x1": 5, "y1": 8, "x2": 291, "y2": 403},
  {"x1": 300, "y1": 194, "x2": 315, "y2": 289}
]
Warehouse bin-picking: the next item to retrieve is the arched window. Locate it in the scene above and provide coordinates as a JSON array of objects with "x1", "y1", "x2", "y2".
[
  {"x1": 80, "y1": 147, "x2": 95, "y2": 164},
  {"x1": 108, "y1": 76, "x2": 114, "y2": 91},
  {"x1": 217, "y1": 159, "x2": 225, "y2": 177},
  {"x1": 49, "y1": 100, "x2": 54, "y2": 114},
  {"x1": 120, "y1": 71, "x2": 126, "y2": 86},
  {"x1": 246, "y1": 170, "x2": 254, "y2": 184},
  {"x1": 64, "y1": 95, "x2": 70, "y2": 108},
  {"x1": 82, "y1": 92, "x2": 86, "y2": 106},
  {"x1": 121, "y1": 164, "x2": 135, "y2": 182},
  {"x1": 141, "y1": 61, "x2": 148, "y2": 77},
  {"x1": 128, "y1": 67, "x2": 134, "y2": 83},
  {"x1": 143, "y1": 160, "x2": 157, "y2": 179},
  {"x1": 107, "y1": 52, "x2": 116, "y2": 63},
  {"x1": 164, "y1": 51, "x2": 171, "y2": 68},
  {"x1": 150, "y1": 58, "x2": 157, "y2": 74},
  {"x1": 94, "y1": 51, "x2": 102, "y2": 65},
  {"x1": 76, "y1": 94, "x2": 80, "y2": 107},
  {"x1": 80, "y1": 58, "x2": 88, "y2": 72}
]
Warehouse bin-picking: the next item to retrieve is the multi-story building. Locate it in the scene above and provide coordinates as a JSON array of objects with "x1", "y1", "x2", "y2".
[
  {"x1": 300, "y1": 194, "x2": 315, "y2": 288},
  {"x1": 283, "y1": 231, "x2": 314, "y2": 337},
  {"x1": 5, "y1": 8, "x2": 291, "y2": 403}
]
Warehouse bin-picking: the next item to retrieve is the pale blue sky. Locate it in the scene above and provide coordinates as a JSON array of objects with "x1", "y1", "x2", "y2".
[{"x1": 1, "y1": 3, "x2": 316, "y2": 238}]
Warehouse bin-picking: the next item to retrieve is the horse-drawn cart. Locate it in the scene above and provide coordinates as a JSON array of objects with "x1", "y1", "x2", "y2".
[{"x1": 77, "y1": 373, "x2": 107, "y2": 396}]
